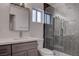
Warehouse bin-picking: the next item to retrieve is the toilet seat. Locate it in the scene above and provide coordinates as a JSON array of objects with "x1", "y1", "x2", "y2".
[{"x1": 38, "y1": 48, "x2": 54, "y2": 56}]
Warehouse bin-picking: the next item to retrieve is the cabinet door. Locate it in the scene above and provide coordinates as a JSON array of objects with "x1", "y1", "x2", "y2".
[
  {"x1": 27, "y1": 49, "x2": 38, "y2": 56},
  {"x1": 12, "y1": 51, "x2": 27, "y2": 56},
  {"x1": 0, "y1": 45, "x2": 11, "y2": 56}
]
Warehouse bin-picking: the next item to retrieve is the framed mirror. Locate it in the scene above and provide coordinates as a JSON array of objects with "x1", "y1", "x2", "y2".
[{"x1": 9, "y1": 4, "x2": 30, "y2": 31}]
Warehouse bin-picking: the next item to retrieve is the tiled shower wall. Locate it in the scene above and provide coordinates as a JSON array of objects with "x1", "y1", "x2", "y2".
[
  {"x1": 54, "y1": 35, "x2": 79, "y2": 56},
  {"x1": 51, "y1": 3, "x2": 79, "y2": 56}
]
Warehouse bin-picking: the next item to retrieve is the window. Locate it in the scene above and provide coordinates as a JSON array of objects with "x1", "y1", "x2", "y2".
[
  {"x1": 44, "y1": 14, "x2": 47, "y2": 24},
  {"x1": 44, "y1": 13, "x2": 51, "y2": 24},
  {"x1": 32, "y1": 9, "x2": 51, "y2": 24},
  {"x1": 47, "y1": 14, "x2": 51, "y2": 24},
  {"x1": 37, "y1": 11, "x2": 42, "y2": 23},
  {"x1": 32, "y1": 9, "x2": 42, "y2": 23},
  {"x1": 32, "y1": 9, "x2": 37, "y2": 22}
]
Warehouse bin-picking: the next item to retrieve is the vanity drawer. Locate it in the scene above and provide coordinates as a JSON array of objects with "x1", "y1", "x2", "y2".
[
  {"x1": 0, "y1": 45, "x2": 11, "y2": 56},
  {"x1": 12, "y1": 51, "x2": 27, "y2": 56},
  {"x1": 26, "y1": 41, "x2": 37, "y2": 49},
  {"x1": 12, "y1": 42, "x2": 28, "y2": 53},
  {"x1": 12, "y1": 41, "x2": 38, "y2": 53}
]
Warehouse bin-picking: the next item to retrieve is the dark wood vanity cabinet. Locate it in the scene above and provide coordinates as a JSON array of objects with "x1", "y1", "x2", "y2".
[
  {"x1": 0, "y1": 41, "x2": 38, "y2": 56},
  {"x1": 0, "y1": 44, "x2": 11, "y2": 56},
  {"x1": 12, "y1": 41, "x2": 38, "y2": 56}
]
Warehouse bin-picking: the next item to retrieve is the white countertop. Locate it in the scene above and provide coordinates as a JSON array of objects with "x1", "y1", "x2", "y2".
[{"x1": 0, "y1": 37, "x2": 43, "y2": 45}]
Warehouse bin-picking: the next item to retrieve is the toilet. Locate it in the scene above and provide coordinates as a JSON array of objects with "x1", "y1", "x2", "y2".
[
  {"x1": 37, "y1": 40, "x2": 53, "y2": 56},
  {"x1": 38, "y1": 48, "x2": 54, "y2": 56}
]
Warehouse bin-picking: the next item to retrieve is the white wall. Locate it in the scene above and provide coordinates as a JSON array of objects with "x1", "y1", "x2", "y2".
[
  {"x1": 0, "y1": 3, "x2": 19, "y2": 39},
  {"x1": 22, "y1": 3, "x2": 43, "y2": 39},
  {"x1": 22, "y1": 3, "x2": 44, "y2": 48}
]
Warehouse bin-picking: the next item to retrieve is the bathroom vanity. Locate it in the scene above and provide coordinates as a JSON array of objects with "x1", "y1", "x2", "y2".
[{"x1": 0, "y1": 38, "x2": 39, "y2": 56}]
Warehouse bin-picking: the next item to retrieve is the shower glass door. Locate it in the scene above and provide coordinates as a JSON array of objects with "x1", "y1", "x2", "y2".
[{"x1": 43, "y1": 3, "x2": 54, "y2": 50}]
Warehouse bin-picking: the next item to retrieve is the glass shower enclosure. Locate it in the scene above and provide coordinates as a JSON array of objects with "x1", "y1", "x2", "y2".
[{"x1": 43, "y1": 3, "x2": 79, "y2": 56}]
